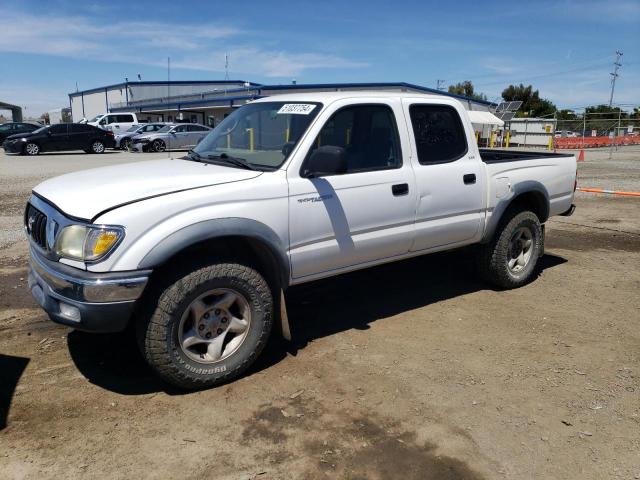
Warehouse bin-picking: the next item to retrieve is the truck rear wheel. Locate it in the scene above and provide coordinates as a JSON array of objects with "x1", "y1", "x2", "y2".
[
  {"x1": 477, "y1": 211, "x2": 542, "y2": 289},
  {"x1": 138, "y1": 263, "x2": 273, "y2": 389}
]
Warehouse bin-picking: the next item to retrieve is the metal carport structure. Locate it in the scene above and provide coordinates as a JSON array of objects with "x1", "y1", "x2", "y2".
[{"x1": 0, "y1": 101, "x2": 23, "y2": 122}]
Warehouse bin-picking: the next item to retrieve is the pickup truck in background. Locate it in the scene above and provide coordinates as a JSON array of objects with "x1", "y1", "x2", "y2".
[{"x1": 25, "y1": 92, "x2": 577, "y2": 388}]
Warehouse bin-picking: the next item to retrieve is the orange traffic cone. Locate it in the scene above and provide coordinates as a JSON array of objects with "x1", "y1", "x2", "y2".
[{"x1": 578, "y1": 149, "x2": 585, "y2": 162}]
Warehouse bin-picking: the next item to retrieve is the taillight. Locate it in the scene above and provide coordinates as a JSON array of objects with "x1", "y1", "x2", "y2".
[{"x1": 105, "y1": 131, "x2": 114, "y2": 137}]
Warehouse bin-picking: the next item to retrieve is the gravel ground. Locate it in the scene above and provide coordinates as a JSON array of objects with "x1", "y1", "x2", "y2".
[{"x1": 1, "y1": 147, "x2": 639, "y2": 479}]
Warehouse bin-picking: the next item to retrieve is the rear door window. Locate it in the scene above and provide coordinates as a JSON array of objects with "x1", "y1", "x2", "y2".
[
  {"x1": 117, "y1": 114, "x2": 134, "y2": 123},
  {"x1": 409, "y1": 105, "x2": 468, "y2": 164},
  {"x1": 70, "y1": 124, "x2": 93, "y2": 133},
  {"x1": 49, "y1": 124, "x2": 68, "y2": 134}
]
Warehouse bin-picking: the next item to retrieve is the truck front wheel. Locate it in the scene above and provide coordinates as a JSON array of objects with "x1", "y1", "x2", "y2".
[
  {"x1": 477, "y1": 211, "x2": 543, "y2": 289},
  {"x1": 138, "y1": 263, "x2": 273, "y2": 389}
]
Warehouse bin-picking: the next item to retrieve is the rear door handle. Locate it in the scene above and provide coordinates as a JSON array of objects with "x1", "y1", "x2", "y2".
[
  {"x1": 463, "y1": 174, "x2": 476, "y2": 185},
  {"x1": 392, "y1": 183, "x2": 409, "y2": 196}
]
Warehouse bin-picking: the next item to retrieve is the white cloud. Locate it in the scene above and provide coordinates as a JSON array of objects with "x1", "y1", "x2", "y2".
[
  {"x1": 175, "y1": 48, "x2": 368, "y2": 77},
  {"x1": 0, "y1": 11, "x2": 367, "y2": 77}
]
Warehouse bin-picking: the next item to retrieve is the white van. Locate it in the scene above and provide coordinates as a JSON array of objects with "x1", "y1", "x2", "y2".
[{"x1": 87, "y1": 113, "x2": 139, "y2": 133}]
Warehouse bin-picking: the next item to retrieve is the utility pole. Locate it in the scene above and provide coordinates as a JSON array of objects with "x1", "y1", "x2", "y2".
[
  {"x1": 436, "y1": 79, "x2": 446, "y2": 91},
  {"x1": 608, "y1": 50, "x2": 623, "y2": 107},
  {"x1": 224, "y1": 53, "x2": 230, "y2": 81}
]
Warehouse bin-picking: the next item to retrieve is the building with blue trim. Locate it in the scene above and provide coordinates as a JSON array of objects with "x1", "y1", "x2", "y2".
[{"x1": 69, "y1": 80, "x2": 494, "y2": 126}]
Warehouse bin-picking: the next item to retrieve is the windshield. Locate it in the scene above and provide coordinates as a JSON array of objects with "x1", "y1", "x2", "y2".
[
  {"x1": 192, "y1": 101, "x2": 322, "y2": 169},
  {"x1": 125, "y1": 125, "x2": 141, "y2": 133},
  {"x1": 32, "y1": 126, "x2": 49, "y2": 134},
  {"x1": 157, "y1": 125, "x2": 174, "y2": 133},
  {"x1": 88, "y1": 115, "x2": 103, "y2": 123}
]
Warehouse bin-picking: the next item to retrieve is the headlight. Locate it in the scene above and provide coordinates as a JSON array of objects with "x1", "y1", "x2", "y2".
[{"x1": 55, "y1": 225, "x2": 124, "y2": 262}]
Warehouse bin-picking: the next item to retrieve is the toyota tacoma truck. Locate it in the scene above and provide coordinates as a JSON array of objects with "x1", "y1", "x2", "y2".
[{"x1": 25, "y1": 92, "x2": 577, "y2": 389}]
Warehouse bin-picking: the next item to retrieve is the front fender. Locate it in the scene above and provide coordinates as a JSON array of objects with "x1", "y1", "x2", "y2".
[{"x1": 137, "y1": 217, "x2": 290, "y2": 285}]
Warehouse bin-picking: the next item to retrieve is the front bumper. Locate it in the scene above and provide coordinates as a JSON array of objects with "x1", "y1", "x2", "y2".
[
  {"x1": 2, "y1": 140, "x2": 23, "y2": 153},
  {"x1": 28, "y1": 248, "x2": 151, "y2": 332},
  {"x1": 130, "y1": 143, "x2": 147, "y2": 152}
]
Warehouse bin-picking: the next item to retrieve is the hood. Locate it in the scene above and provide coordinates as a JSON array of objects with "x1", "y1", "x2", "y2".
[{"x1": 33, "y1": 158, "x2": 262, "y2": 221}]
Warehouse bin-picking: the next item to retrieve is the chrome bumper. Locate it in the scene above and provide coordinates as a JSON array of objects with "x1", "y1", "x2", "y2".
[{"x1": 28, "y1": 248, "x2": 151, "y2": 332}]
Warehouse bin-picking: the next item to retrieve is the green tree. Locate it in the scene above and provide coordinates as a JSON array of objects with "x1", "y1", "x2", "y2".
[
  {"x1": 501, "y1": 84, "x2": 556, "y2": 117},
  {"x1": 448, "y1": 81, "x2": 487, "y2": 101}
]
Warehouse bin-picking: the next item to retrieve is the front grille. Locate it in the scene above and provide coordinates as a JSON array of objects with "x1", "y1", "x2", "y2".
[{"x1": 25, "y1": 204, "x2": 48, "y2": 250}]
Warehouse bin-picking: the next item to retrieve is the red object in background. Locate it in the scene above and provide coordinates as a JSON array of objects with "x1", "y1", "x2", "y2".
[{"x1": 555, "y1": 135, "x2": 640, "y2": 149}]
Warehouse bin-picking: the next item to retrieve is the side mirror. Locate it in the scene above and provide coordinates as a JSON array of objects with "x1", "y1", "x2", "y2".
[{"x1": 303, "y1": 145, "x2": 347, "y2": 178}]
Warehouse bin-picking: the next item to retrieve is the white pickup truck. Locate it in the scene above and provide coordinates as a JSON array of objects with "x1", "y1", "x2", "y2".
[{"x1": 26, "y1": 92, "x2": 577, "y2": 388}]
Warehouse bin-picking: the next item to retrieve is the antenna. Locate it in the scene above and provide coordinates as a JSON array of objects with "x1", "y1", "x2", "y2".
[
  {"x1": 608, "y1": 50, "x2": 623, "y2": 107},
  {"x1": 224, "y1": 53, "x2": 230, "y2": 81}
]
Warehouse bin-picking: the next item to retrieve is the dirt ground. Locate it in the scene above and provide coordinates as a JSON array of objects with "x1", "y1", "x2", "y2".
[{"x1": 1, "y1": 148, "x2": 639, "y2": 479}]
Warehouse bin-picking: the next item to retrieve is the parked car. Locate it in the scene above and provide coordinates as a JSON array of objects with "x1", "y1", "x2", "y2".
[
  {"x1": 87, "y1": 113, "x2": 138, "y2": 133},
  {"x1": 3, "y1": 123, "x2": 115, "y2": 155},
  {"x1": 115, "y1": 123, "x2": 171, "y2": 150},
  {"x1": 0, "y1": 122, "x2": 41, "y2": 143},
  {"x1": 24, "y1": 92, "x2": 577, "y2": 389},
  {"x1": 554, "y1": 130, "x2": 578, "y2": 138},
  {"x1": 130, "y1": 123, "x2": 211, "y2": 152}
]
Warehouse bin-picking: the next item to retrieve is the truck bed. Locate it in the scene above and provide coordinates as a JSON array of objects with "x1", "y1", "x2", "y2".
[{"x1": 479, "y1": 149, "x2": 574, "y2": 164}]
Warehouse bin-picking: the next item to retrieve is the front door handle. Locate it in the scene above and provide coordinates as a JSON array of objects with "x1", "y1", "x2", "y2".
[
  {"x1": 463, "y1": 174, "x2": 476, "y2": 185},
  {"x1": 392, "y1": 183, "x2": 409, "y2": 196}
]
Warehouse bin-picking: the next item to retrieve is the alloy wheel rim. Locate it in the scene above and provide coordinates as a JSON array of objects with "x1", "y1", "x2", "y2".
[
  {"x1": 154, "y1": 140, "x2": 165, "y2": 152},
  {"x1": 508, "y1": 226, "x2": 534, "y2": 273},
  {"x1": 178, "y1": 288, "x2": 251, "y2": 364},
  {"x1": 93, "y1": 142, "x2": 104, "y2": 153},
  {"x1": 26, "y1": 143, "x2": 38, "y2": 155}
]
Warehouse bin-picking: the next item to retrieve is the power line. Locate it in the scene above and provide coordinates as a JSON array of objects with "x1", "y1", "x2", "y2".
[{"x1": 608, "y1": 50, "x2": 623, "y2": 107}]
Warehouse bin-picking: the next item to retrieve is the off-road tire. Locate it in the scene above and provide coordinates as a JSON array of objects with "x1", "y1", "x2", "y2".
[
  {"x1": 477, "y1": 211, "x2": 542, "y2": 289},
  {"x1": 138, "y1": 263, "x2": 273, "y2": 389}
]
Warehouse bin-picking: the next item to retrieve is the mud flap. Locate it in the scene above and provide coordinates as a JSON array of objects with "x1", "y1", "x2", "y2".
[{"x1": 280, "y1": 289, "x2": 291, "y2": 341}]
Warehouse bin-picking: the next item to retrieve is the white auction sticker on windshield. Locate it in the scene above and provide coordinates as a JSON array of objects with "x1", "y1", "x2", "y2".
[{"x1": 277, "y1": 104, "x2": 317, "y2": 115}]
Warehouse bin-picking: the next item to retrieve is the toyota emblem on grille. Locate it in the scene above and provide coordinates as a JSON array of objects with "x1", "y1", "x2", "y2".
[{"x1": 27, "y1": 215, "x2": 35, "y2": 232}]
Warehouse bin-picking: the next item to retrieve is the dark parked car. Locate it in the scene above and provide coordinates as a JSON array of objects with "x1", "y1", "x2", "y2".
[
  {"x1": 2, "y1": 123, "x2": 115, "y2": 155},
  {"x1": 0, "y1": 122, "x2": 41, "y2": 143}
]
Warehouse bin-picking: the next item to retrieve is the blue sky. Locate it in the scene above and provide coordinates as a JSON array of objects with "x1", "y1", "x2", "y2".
[{"x1": 0, "y1": 0, "x2": 638, "y2": 115}]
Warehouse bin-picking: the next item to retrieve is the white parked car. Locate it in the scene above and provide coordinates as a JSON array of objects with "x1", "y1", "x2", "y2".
[
  {"x1": 25, "y1": 92, "x2": 577, "y2": 389},
  {"x1": 87, "y1": 112, "x2": 139, "y2": 133}
]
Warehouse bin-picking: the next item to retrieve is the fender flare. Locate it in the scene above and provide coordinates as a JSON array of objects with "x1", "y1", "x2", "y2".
[
  {"x1": 483, "y1": 181, "x2": 550, "y2": 242},
  {"x1": 137, "y1": 217, "x2": 290, "y2": 286}
]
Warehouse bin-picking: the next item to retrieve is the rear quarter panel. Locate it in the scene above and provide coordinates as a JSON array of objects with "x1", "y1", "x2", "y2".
[{"x1": 484, "y1": 154, "x2": 576, "y2": 239}]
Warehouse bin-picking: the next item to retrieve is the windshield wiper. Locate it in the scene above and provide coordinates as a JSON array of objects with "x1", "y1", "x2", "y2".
[
  {"x1": 206, "y1": 153, "x2": 257, "y2": 171},
  {"x1": 184, "y1": 150, "x2": 204, "y2": 162}
]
